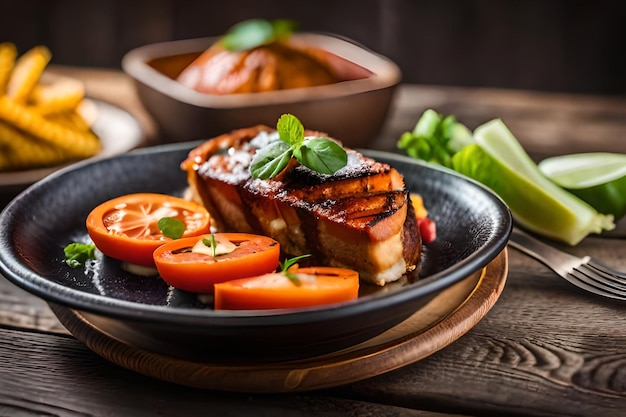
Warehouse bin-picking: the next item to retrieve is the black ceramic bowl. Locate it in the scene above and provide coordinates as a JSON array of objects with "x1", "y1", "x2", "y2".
[{"x1": 0, "y1": 144, "x2": 511, "y2": 362}]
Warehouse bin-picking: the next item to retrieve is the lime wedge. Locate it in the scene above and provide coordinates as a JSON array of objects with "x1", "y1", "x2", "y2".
[
  {"x1": 538, "y1": 153, "x2": 626, "y2": 219},
  {"x1": 451, "y1": 119, "x2": 615, "y2": 245}
]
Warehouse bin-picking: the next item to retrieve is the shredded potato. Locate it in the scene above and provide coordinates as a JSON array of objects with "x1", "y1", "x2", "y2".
[{"x1": 0, "y1": 43, "x2": 101, "y2": 172}]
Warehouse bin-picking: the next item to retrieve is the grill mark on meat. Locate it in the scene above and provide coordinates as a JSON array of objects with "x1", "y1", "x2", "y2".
[{"x1": 181, "y1": 125, "x2": 422, "y2": 285}]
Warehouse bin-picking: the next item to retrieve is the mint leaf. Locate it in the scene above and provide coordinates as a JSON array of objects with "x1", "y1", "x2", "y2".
[
  {"x1": 64, "y1": 242, "x2": 96, "y2": 268},
  {"x1": 219, "y1": 19, "x2": 296, "y2": 52},
  {"x1": 158, "y1": 217, "x2": 185, "y2": 239},
  {"x1": 271, "y1": 20, "x2": 298, "y2": 41},
  {"x1": 294, "y1": 138, "x2": 348, "y2": 175}
]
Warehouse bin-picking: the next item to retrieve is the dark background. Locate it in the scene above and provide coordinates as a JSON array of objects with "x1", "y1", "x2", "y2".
[{"x1": 1, "y1": 0, "x2": 625, "y2": 95}]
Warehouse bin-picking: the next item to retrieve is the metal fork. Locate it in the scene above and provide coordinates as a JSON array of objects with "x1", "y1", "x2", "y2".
[{"x1": 508, "y1": 227, "x2": 626, "y2": 301}]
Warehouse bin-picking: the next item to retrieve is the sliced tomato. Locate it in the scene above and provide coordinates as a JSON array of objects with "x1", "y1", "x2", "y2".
[
  {"x1": 86, "y1": 193, "x2": 211, "y2": 267},
  {"x1": 213, "y1": 266, "x2": 359, "y2": 310},
  {"x1": 152, "y1": 233, "x2": 281, "y2": 293}
]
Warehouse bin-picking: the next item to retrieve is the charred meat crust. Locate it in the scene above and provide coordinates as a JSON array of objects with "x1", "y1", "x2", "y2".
[{"x1": 181, "y1": 125, "x2": 422, "y2": 285}]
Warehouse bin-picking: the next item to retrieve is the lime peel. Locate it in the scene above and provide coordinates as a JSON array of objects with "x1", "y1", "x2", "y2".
[
  {"x1": 539, "y1": 153, "x2": 626, "y2": 219},
  {"x1": 452, "y1": 119, "x2": 615, "y2": 246}
]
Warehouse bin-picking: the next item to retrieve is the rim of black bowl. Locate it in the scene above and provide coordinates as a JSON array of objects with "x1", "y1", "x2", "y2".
[{"x1": 0, "y1": 143, "x2": 512, "y2": 326}]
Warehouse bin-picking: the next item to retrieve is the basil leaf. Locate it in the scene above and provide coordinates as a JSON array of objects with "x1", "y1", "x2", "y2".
[
  {"x1": 294, "y1": 138, "x2": 348, "y2": 175},
  {"x1": 276, "y1": 113, "x2": 304, "y2": 145},
  {"x1": 220, "y1": 19, "x2": 274, "y2": 52},
  {"x1": 158, "y1": 217, "x2": 185, "y2": 239},
  {"x1": 250, "y1": 114, "x2": 347, "y2": 179},
  {"x1": 250, "y1": 141, "x2": 293, "y2": 179},
  {"x1": 64, "y1": 242, "x2": 96, "y2": 268}
]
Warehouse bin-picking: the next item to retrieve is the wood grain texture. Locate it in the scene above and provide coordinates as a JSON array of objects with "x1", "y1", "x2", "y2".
[
  {"x1": 349, "y1": 236, "x2": 626, "y2": 417},
  {"x1": 0, "y1": 329, "x2": 466, "y2": 417},
  {"x1": 0, "y1": 277, "x2": 67, "y2": 334}
]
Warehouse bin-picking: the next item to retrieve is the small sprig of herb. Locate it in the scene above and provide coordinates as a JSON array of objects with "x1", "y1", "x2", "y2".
[
  {"x1": 220, "y1": 19, "x2": 297, "y2": 52},
  {"x1": 279, "y1": 254, "x2": 311, "y2": 286},
  {"x1": 64, "y1": 242, "x2": 96, "y2": 268},
  {"x1": 202, "y1": 234, "x2": 218, "y2": 258},
  {"x1": 250, "y1": 114, "x2": 348, "y2": 179},
  {"x1": 158, "y1": 217, "x2": 185, "y2": 239}
]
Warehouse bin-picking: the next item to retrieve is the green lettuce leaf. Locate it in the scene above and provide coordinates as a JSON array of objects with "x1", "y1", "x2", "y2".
[{"x1": 397, "y1": 110, "x2": 615, "y2": 245}]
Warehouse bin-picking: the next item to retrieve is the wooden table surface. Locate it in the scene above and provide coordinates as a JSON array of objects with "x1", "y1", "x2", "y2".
[{"x1": 1, "y1": 67, "x2": 626, "y2": 416}]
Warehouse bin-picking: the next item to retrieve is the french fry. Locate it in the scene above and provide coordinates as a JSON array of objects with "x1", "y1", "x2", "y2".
[
  {"x1": 0, "y1": 96, "x2": 101, "y2": 158},
  {"x1": 6, "y1": 45, "x2": 51, "y2": 103},
  {"x1": 0, "y1": 42, "x2": 17, "y2": 95},
  {"x1": 0, "y1": 44, "x2": 102, "y2": 172},
  {"x1": 0, "y1": 121, "x2": 69, "y2": 171},
  {"x1": 45, "y1": 110, "x2": 92, "y2": 132},
  {"x1": 29, "y1": 76, "x2": 85, "y2": 115}
]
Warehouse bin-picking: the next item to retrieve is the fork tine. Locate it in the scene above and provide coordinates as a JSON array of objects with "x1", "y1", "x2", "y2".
[
  {"x1": 509, "y1": 226, "x2": 626, "y2": 301},
  {"x1": 580, "y1": 263, "x2": 626, "y2": 287},
  {"x1": 568, "y1": 269, "x2": 626, "y2": 300},
  {"x1": 586, "y1": 259, "x2": 626, "y2": 280}
]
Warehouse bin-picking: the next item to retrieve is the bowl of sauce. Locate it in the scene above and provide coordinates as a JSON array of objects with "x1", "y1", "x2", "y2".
[{"x1": 122, "y1": 21, "x2": 401, "y2": 147}]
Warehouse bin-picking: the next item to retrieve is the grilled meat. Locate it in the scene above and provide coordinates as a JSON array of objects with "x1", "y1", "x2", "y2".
[{"x1": 182, "y1": 125, "x2": 421, "y2": 285}]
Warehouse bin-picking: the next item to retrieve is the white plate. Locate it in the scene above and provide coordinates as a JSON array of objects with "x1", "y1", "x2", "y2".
[{"x1": 0, "y1": 99, "x2": 144, "y2": 191}]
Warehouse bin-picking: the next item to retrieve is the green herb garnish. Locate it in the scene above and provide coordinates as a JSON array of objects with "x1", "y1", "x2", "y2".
[
  {"x1": 158, "y1": 217, "x2": 185, "y2": 239},
  {"x1": 64, "y1": 242, "x2": 96, "y2": 268},
  {"x1": 250, "y1": 114, "x2": 348, "y2": 179},
  {"x1": 279, "y1": 254, "x2": 311, "y2": 286},
  {"x1": 202, "y1": 234, "x2": 218, "y2": 257},
  {"x1": 220, "y1": 19, "x2": 297, "y2": 52},
  {"x1": 280, "y1": 254, "x2": 311, "y2": 271}
]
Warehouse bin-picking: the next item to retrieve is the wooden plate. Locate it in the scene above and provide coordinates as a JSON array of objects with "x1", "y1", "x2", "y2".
[{"x1": 50, "y1": 249, "x2": 508, "y2": 393}]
